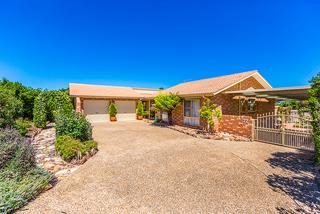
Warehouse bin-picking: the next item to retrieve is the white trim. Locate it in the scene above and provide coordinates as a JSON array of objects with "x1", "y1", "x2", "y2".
[{"x1": 213, "y1": 71, "x2": 272, "y2": 95}]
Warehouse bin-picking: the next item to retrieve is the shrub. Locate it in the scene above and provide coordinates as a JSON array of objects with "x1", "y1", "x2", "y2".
[
  {"x1": 0, "y1": 78, "x2": 40, "y2": 120},
  {"x1": 154, "y1": 93, "x2": 181, "y2": 124},
  {"x1": 80, "y1": 140, "x2": 98, "y2": 154},
  {"x1": 0, "y1": 88, "x2": 23, "y2": 128},
  {"x1": 33, "y1": 92, "x2": 47, "y2": 128},
  {"x1": 0, "y1": 128, "x2": 35, "y2": 177},
  {"x1": 13, "y1": 118, "x2": 32, "y2": 136},
  {"x1": 55, "y1": 110, "x2": 92, "y2": 141},
  {"x1": 55, "y1": 135, "x2": 81, "y2": 161},
  {"x1": 199, "y1": 97, "x2": 222, "y2": 132},
  {"x1": 308, "y1": 72, "x2": 320, "y2": 164},
  {"x1": 33, "y1": 90, "x2": 73, "y2": 128},
  {"x1": 136, "y1": 101, "x2": 145, "y2": 116},
  {"x1": 55, "y1": 135, "x2": 98, "y2": 161},
  {"x1": 108, "y1": 102, "x2": 117, "y2": 117},
  {"x1": 0, "y1": 128, "x2": 24, "y2": 169}
]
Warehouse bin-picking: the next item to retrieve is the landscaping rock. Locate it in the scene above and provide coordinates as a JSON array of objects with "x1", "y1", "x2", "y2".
[
  {"x1": 31, "y1": 125, "x2": 79, "y2": 179},
  {"x1": 153, "y1": 123, "x2": 251, "y2": 142}
]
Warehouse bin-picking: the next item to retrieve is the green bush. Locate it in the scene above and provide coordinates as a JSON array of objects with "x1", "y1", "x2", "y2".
[
  {"x1": 55, "y1": 135, "x2": 81, "y2": 161},
  {"x1": 33, "y1": 90, "x2": 73, "y2": 128},
  {"x1": 199, "y1": 97, "x2": 222, "y2": 132},
  {"x1": 0, "y1": 88, "x2": 23, "y2": 128},
  {"x1": 154, "y1": 93, "x2": 181, "y2": 124},
  {"x1": 108, "y1": 102, "x2": 117, "y2": 117},
  {"x1": 13, "y1": 118, "x2": 32, "y2": 136},
  {"x1": 0, "y1": 78, "x2": 40, "y2": 120},
  {"x1": 55, "y1": 135, "x2": 98, "y2": 162},
  {"x1": 55, "y1": 111, "x2": 92, "y2": 141},
  {"x1": 80, "y1": 140, "x2": 98, "y2": 154},
  {"x1": 136, "y1": 101, "x2": 145, "y2": 116},
  {"x1": 33, "y1": 92, "x2": 47, "y2": 128},
  {"x1": 308, "y1": 72, "x2": 320, "y2": 164}
]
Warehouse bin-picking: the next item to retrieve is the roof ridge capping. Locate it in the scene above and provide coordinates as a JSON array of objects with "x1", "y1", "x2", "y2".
[
  {"x1": 177, "y1": 70, "x2": 258, "y2": 85},
  {"x1": 69, "y1": 83, "x2": 159, "y2": 91}
]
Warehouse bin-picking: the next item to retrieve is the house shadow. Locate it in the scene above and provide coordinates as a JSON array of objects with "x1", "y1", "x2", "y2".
[{"x1": 265, "y1": 151, "x2": 320, "y2": 213}]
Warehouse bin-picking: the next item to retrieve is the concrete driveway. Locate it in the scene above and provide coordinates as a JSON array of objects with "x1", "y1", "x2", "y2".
[{"x1": 20, "y1": 121, "x2": 319, "y2": 213}]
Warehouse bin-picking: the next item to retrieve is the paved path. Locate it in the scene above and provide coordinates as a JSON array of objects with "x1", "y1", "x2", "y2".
[{"x1": 20, "y1": 121, "x2": 319, "y2": 213}]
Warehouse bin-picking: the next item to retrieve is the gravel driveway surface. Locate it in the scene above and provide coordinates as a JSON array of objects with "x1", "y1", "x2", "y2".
[{"x1": 19, "y1": 121, "x2": 319, "y2": 213}]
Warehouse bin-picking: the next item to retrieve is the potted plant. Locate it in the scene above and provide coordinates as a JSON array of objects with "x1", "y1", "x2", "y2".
[
  {"x1": 108, "y1": 102, "x2": 117, "y2": 121},
  {"x1": 136, "y1": 100, "x2": 144, "y2": 120}
]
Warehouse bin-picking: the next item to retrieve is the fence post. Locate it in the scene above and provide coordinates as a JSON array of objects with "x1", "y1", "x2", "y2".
[
  {"x1": 281, "y1": 114, "x2": 285, "y2": 145},
  {"x1": 252, "y1": 118, "x2": 255, "y2": 141}
]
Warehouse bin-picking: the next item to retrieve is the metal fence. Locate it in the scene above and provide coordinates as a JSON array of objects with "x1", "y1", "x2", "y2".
[{"x1": 254, "y1": 113, "x2": 314, "y2": 151}]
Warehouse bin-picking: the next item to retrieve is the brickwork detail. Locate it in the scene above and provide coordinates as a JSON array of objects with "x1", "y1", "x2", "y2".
[
  {"x1": 218, "y1": 115, "x2": 253, "y2": 139},
  {"x1": 172, "y1": 104, "x2": 183, "y2": 126},
  {"x1": 75, "y1": 97, "x2": 83, "y2": 113},
  {"x1": 171, "y1": 76, "x2": 274, "y2": 134}
]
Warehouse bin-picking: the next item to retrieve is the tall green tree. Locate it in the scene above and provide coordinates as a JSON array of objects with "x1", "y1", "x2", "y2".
[
  {"x1": 308, "y1": 72, "x2": 320, "y2": 164},
  {"x1": 154, "y1": 93, "x2": 181, "y2": 124}
]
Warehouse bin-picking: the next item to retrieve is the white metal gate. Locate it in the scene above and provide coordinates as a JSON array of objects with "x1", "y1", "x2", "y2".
[{"x1": 254, "y1": 113, "x2": 314, "y2": 151}]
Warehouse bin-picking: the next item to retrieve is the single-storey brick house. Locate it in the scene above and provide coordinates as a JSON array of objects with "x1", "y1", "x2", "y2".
[{"x1": 70, "y1": 70, "x2": 277, "y2": 136}]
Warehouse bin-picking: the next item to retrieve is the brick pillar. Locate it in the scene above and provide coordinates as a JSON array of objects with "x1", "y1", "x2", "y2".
[{"x1": 75, "y1": 97, "x2": 83, "y2": 113}]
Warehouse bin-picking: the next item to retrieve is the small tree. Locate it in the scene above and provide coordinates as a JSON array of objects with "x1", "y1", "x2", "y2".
[
  {"x1": 308, "y1": 72, "x2": 320, "y2": 164},
  {"x1": 154, "y1": 93, "x2": 181, "y2": 124},
  {"x1": 199, "y1": 97, "x2": 222, "y2": 132},
  {"x1": 136, "y1": 101, "x2": 145, "y2": 117},
  {"x1": 108, "y1": 102, "x2": 118, "y2": 118}
]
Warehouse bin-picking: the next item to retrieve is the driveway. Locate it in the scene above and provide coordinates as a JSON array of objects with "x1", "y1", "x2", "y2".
[{"x1": 20, "y1": 121, "x2": 319, "y2": 213}]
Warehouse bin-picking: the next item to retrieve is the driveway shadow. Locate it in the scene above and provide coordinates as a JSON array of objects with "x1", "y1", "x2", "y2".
[{"x1": 265, "y1": 151, "x2": 320, "y2": 213}]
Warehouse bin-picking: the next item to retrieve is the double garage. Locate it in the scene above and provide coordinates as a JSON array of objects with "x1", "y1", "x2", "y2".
[{"x1": 83, "y1": 99, "x2": 137, "y2": 123}]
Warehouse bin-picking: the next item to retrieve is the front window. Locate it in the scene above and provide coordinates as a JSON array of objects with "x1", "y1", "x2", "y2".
[
  {"x1": 184, "y1": 99, "x2": 200, "y2": 117},
  {"x1": 184, "y1": 99, "x2": 200, "y2": 126}
]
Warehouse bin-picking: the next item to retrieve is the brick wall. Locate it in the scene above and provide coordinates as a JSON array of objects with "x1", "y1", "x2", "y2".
[
  {"x1": 171, "y1": 76, "x2": 274, "y2": 134},
  {"x1": 218, "y1": 115, "x2": 254, "y2": 139},
  {"x1": 172, "y1": 104, "x2": 183, "y2": 126},
  {"x1": 75, "y1": 97, "x2": 83, "y2": 113}
]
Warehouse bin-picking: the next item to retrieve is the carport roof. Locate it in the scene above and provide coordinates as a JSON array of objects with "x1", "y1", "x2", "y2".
[
  {"x1": 225, "y1": 86, "x2": 310, "y2": 100},
  {"x1": 69, "y1": 83, "x2": 160, "y2": 99}
]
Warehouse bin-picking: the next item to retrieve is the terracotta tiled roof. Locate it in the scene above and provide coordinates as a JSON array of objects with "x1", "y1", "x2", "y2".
[
  {"x1": 166, "y1": 70, "x2": 259, "y2": 95},
  {"x1": 69, "y1": 83, "x2": 159, "y2": 98},
  {"x1": 69, "y1": 70, "x2": 270, "y2": 98}
]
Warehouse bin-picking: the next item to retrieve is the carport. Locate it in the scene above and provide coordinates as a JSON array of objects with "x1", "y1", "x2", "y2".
[
  {"x1": 226, "y1": 86, "x2": 314, "y2": 151},
  {"x1": 225, "y1": 86, "x2": 310, "y2": 101}
]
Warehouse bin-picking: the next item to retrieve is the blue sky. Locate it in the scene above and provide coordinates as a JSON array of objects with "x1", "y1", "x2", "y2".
[{"x1": 0, "y1": 0, "x2": 319, "y2": 89}]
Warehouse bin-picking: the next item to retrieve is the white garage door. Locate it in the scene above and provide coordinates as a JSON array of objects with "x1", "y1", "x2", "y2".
[
  {"x1": 83, "y1": 100, "x2": 109, "y2": 123},
  {"x1": 115, "y1": 100, "x2": 136, "y2": 121}
]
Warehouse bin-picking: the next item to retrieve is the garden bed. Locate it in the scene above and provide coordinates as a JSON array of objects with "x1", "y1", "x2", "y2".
[
  {"x1": 153, "y1": 122, "x2": 250, "y2": 142},
  {"x1": 32, "y1": 124, "x2": 98, "y2": 179}
]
